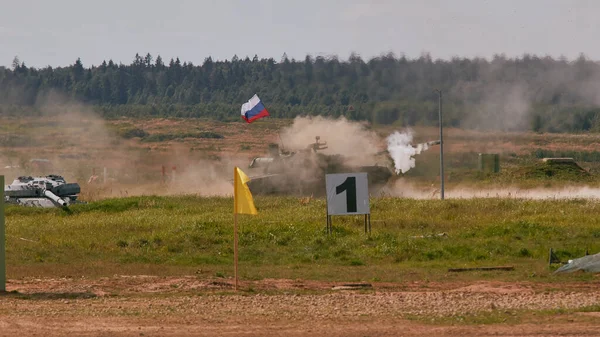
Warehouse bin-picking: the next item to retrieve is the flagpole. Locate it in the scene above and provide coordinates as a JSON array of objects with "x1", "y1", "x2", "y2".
[
  {"x1": 234, "y1": 212, "x2": 238, "y2": 291},
  {"x1": 233, "y1": 167, "x2": 239, "y2": 291},
  {"x1": 0, "y1": 176, "x2": 5, "y2": 292}
]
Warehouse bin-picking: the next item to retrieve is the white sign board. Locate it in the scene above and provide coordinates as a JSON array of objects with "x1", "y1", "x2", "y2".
[{"x1": 325, "y1": 173, "x2": 370, "y2": 215}]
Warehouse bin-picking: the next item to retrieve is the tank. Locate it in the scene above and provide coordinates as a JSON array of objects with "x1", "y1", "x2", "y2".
[
  {"x1": 246, "y1": 136, "x2": 394, "y2": 196},
  {"x1": 4, "y1": 174, "x2": 83, "y2": 209}
]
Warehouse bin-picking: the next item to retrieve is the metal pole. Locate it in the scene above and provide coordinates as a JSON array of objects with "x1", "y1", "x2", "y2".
[
  {"x1": 0, "y1": 176, "x2": 5, "y2": 292},
  {"x1": 438, "y1": 90, "x2": 445, "y2": 200}
]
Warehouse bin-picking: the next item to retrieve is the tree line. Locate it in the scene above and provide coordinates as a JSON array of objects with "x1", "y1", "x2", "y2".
[{"x1": 2, "y1": 52, "x2": 600, "y2": 133}]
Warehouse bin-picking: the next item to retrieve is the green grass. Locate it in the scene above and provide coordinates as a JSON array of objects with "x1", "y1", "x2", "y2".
[{"x1": 5, "y1": 195, "x2": 600, "y2": 282}]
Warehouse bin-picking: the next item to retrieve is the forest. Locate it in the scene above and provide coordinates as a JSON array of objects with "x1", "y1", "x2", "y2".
[{"x1": 2, "y1": 52, "x2": 600, "y2": 133}]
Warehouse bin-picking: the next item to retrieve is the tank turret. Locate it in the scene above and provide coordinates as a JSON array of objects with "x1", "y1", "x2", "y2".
[
  {"x1": 4, "y1": 175, "x2": 83, "y2": 209},
  {"x1": 307, "y1": 136, "x2": 328, "y2": 152}
]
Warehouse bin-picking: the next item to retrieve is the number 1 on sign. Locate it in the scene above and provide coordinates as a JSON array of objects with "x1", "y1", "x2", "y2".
[{"x1": 336, "y1": 177, "x2": 357, "y2": 213}]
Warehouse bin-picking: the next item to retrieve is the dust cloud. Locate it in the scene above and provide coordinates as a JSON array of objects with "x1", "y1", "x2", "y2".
[
  {"x1": 80, "y1": 141, "x2": 248, "y2": 199},
  {"x1": 278, "y1": 116, "x2": 382, "y2": 166},
  {"x1": 0, "y1": 90, "x2": 240, "y2": 199},
  {"x1": 456, "y1": 81, "x2": 531, "y2": 132},
  {"x1": 452, "y1": 55, "x2": 600, "y2": 132},
  {"x1": 29, "y1": 90, "x2": 142, "y2": 185},
  {"x1": 159, "y1": 150, "x2": 247, "y2": 197},
  {"x1": 0, "y1": 90, "x2": 130, "y2": 183},
  {"x1": 236, "y1": 115, "x2": 397, "y2": 196},
  {"x1": 136, "y1": 115, "x2": 395, "y2": 198},
  {"x1": 383, "y1": 178, "x2": 600, "y2": 200}
]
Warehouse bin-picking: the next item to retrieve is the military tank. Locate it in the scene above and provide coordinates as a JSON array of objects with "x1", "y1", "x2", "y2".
[
  {"x1": 4, "y1": 175, "x2": 83, "y2": 209},
  {"x1": 245, "y1": 136, "x2": 394, "y2": 196}
]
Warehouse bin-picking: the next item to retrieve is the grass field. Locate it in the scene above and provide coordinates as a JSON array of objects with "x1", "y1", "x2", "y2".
[{"x1": 6, "y1": 195, "x2": 600, "y2": 283}]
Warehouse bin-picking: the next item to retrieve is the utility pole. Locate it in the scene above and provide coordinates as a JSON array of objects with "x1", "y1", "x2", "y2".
[{"x1": 435, "y1": 89, "x2": 445, "y2": 200}]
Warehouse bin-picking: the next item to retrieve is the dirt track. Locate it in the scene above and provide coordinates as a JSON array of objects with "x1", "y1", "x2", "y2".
[{"x1": 1, "y1": 276, "x2": 600, "y2": 336}]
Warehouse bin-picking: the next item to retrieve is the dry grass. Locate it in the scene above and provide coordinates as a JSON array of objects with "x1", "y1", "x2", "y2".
[{"x1": 1, "y1": 116, "x2": 600, "y2": 199}]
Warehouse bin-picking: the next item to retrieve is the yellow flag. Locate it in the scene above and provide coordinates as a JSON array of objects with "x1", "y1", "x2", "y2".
[{"x1": 234, "y1": 167, "x2": 257, "y2": 215}]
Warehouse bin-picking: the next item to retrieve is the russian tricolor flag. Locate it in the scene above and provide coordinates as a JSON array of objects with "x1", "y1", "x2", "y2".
[{"x1": 241, "y1": 94, "x2": 270, "y2": 123}]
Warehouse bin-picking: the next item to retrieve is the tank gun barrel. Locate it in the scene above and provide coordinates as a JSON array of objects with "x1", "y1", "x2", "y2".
[
  {"x1": 43, "y1": 189, "x2": 68, "y2": 208},
  {"x1": 4, "y1": 174, "x2": 82, "y2": 209},
  {"x1": 249, "y1": 157, "x2": 274, "y2": 168}
]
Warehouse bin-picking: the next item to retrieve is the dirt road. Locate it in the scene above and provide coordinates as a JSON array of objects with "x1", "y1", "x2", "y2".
[{"x1": 1, "y1": 276, "x2": 600, "y2": 336}]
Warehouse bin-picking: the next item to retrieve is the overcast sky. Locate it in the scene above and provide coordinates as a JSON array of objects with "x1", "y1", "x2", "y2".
[{"x1": 1, "y1": 0, "x2": 598, "y2": 68}]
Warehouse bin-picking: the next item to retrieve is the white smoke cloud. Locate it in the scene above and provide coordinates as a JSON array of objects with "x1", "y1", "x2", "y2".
[{"x1": 386, "y1": 129, "x2": 431, "y2": 174}]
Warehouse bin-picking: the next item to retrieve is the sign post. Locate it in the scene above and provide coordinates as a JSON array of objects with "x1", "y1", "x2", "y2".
[{"x1": 325, "y1": 173, "x2": 371, "y2": 234}]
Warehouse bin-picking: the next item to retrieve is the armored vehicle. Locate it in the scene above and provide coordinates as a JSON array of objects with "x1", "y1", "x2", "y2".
[
  {"x1": 4, "y1": 175, "x2": 83, "y2": 209},
  {"x1": 246, "y1": 136, "x2": 394, "y2": 196}
]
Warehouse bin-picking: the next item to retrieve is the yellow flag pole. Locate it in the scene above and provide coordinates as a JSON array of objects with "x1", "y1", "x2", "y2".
[
  {"x1": 0, "y1": 176, "x2": 5, "y2": 292},
  {"x1": 233, "y1": 167, "x2": 239, "y2": 291}
]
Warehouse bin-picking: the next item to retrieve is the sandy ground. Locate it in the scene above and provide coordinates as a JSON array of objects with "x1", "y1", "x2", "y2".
[{"x1": 0, "y1": 276, "x2": 599, "y2": 336}]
